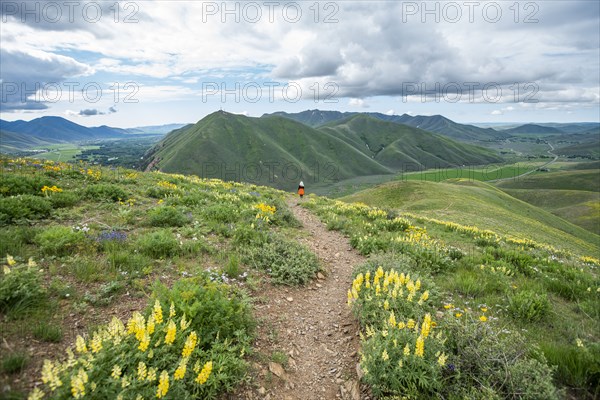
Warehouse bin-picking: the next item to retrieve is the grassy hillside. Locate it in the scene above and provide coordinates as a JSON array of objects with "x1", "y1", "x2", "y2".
[
  {"x1": 495, "y1": 169, "x2": 599, "y2": 192},
  {"x1": 503, "y1": 188, "x2": 600, "y2": 235},
  {"x1": 0, "y1": 129, "x2": 54, "y2": 152},
  {"x1": 342, "y1": 179, "x2": 599, "y2": 255},
  {"x1": 144, "y1": 112, "x2": 503, "y2": 191},
  {"x1": 320, "y1": 115, "x2": 502, "y2": 169}
]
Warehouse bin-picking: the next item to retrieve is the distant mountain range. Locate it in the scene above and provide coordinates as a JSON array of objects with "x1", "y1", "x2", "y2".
[
  {"x1": 264, "y1": 110, "x2": 509, "y2": 142},
  {"x1": 0, "y1": 118, "x2": 188, "y2": 152},
  {"x1": 141, "y1": 111, "x2": 502, "y2": 190}
]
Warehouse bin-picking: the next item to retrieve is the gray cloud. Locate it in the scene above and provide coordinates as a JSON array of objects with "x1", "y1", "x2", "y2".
[
  {"x1": 79, "y1": 108, "x2": 102, "y2": 116},
  {"x1": 0, "y1": 48, "x2": 91, "y2": 111}
]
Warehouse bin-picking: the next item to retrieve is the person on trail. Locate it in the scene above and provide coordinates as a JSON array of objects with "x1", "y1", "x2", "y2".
[{"x1": 298, "y1": 181, "x2": 305, "y2": 199}]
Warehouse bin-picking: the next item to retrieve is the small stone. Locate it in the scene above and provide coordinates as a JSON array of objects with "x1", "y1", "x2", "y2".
[
  {"x1": 316, "y1": 283, "x2": 322, "y2": 288},
  {"x1": 317, "y1": 272, "x2": 325, "y2": 280},
  {"x1": 269, "y1": 362, "x2": 286, "y2": 378},
  {"x1": 258, "y1": 387, "x2": 266, "y2": 395},
  {"x1": 286, "y1": 297, "x2": 293, "y2": 302}
]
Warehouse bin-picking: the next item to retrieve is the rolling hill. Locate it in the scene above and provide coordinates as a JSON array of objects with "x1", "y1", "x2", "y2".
[
  {"x1": 502, "y1": 124, "x2": 564, "y2": 135},
  {"x1": 263, "y1": 110, "x2": 509, "y2": 142},
  {"x1": 341, "y1": 179, "x2": 599, "y2": 255},
  {"x1": 0, "y1": 129, "x2": 55, "y2": 152},
  {"x1": 0, "y1": 116, "x2": 126, "y2": 148},
  {"x1": 142, "y1": 111, "x2": 503, "y2": 190}
]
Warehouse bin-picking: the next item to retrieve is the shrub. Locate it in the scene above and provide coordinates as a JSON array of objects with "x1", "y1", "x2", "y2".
[
  {"x1": 443, "y1": 315, "x2": 560, "y2": 400},
  {"x1": 241, "y1": 237, "x2": 320, "y2": 285},
  {"x1": 30, "y1": 298, "x2": 227, "y2": 399},
  {"x1": 84, "y1": 184, "x2": 127, "y2": 202},
  {"x1": 36, "y1": 226, "x2": 87, "y2": 257},
  {"x1": 202, "y1": 204, "x2": 240, "y2": 223},
  {"x1": 507, "y1": 289, "x2": 550, "y2": 322},
  {"x1": 0, "y1": 195, "x2": 52, "y2": 224},
  {"x1": 148, "y1": 206, "x2": 189, "y2": 227},
  {"x1": 0, "y1": 174, "x2": 50, "y2": 197},
  {"x1": 0, "y1": 226, "x2": 39, "y2": 259},
  {"x1": 136, "y1": 230, "x2": 179, "y2": 259},
  {"x1": 49, "y1": 191, "x2": 81, "y2": 208},
  {"x1": 0, "y1": 257, "x2": 46, "y2": 314}
]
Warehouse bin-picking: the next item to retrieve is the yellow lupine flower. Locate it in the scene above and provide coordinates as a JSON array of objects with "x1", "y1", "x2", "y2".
[
  {"x1": 147, "y1": 367, "x2": 157, "y2": 382},
  {"x1": 138, "y1": 362, "x2": 148, "y2": 380},
  {"x1": 41, "y1": 360, "x2": 62, "y2": 391},
  {"x1": 153, "y1": 300, "x2": 163, "y2": 324},
  {"x1": 70, "y1": 368, "x2": 88, "y2": 399},
  {"x1": 398, "y1": 321, "x2": 406, "y2": 330},
  {"x1": 407, "y1": 319, "x2": 415, "y2": 329},
  {"x1": 195, "y1": 361, "x2": 213, "y2": 385},
  {"x1": 6, "y1": 254, "x2": 16, "y2": 266},
  {"x1": 437, "y1": 352, "x2": 448, "y2": 367},
  {"x1": 403, "y1": 344, "x2": 410, "y2": 356},
  {"x1": 90, "y1": 333, "x2": 102, "y2": 353},
  {"x1": 180, "y1": 314, "x2": 191, "y2": 330},
  {"x1": 28, "y1": 388, "x2": 44, "y2": 400},
  {"x1": 388, "y1": 312, "x2": 396, "y2": 327},
  {"x1": 415, "y1": 335, "x2": 425, "y2": 357},
  {"x1": 3, "y1": 265, "x2": 10, "y2": 274},
  {"x1": 156, "y1": 370, "x2": 169, "y2": 398},
  {"x1": 75, "y1": 335, "x2": 87, "y2": 353},
  {"x1": 169, "y1": 302, "x2": 176, "y2": 318},
  {"x1": 165, "y1": 320, "x2": 176, "y2": 345},
  {"x1": 383, "y1": 299, "x2": 389, "y2": 310},
  {"x1": 174, "y1": 358, "x2": 188, "y2": 380},
  {"x1": 111, "y1": 365, "x2": 122, "y2": 379},
  {"x1": 182, "y1": 331, "x2": 198, "y2": 358},
  {"x1": 382, "y1": 349, "x2": 389, "y2": 361},
  {"x1": 139, "y1": 331, "x2": 150, "y2": 352},
  {"x1": 421, "y1": 313, "x2": 432, "y2": 338},
  {"x1": 28, "y1": 257, "x2": 37, "y2": 267}
]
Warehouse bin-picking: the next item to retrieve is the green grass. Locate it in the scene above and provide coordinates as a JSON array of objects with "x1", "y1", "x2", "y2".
[
  {"x1": 495, "y1": 169, "x2": 600, "y2": 192},
  {"x1": 32, "y1": 145, "x2": 100, "y2": 162},
  {"x1": 341, "y1": 179, "x2": 599, "y2": 256}
]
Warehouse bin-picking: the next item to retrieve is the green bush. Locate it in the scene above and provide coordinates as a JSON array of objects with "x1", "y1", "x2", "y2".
[
  {"x1": 36, "y1": 226, "x2": 87, "y2": 257},
  {"x1": 202, "y1": 204, "x2": 240, "y2": 223},
  {"x1": 0, "y1": 258, "x2": 46, "y2": 314},
  {"x1": 507, "y1": 290, "x2": 550, "y2": 322},
  {"x1": 0, "y1": 195, "x2": 52, "y2": 224},
  {"x1": 148, "y1": 206, "x2": 189, "y2": 227},
  {"x1": 30, "y1": 286, "x2": 245, "y2": 400},
  {"x1": 242, "y1": 236, "x2": 320, "y2": 285},
  {"x1": 136, "y1": 230, "x2": 180, "y2": 259},
  {"x1": 49, "y1": 191, "x2": 81, "y2": 208},
  {"x1": 443, "y1": 315, "x2": 560, "y2": 400},
  {"x1": 84, "y1": 184, "x2": 127, "y2": 202},
  {"x1": 0, "y1": 226, "x2": 39, "y2": 259},
  {"x1": 0, "y1": 174, "x2": 50, "y2": 197}
]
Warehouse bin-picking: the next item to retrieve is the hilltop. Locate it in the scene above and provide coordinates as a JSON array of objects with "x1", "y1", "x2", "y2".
[{"x1": 142, "y1": 111, "x2": 502, "y2": 190}]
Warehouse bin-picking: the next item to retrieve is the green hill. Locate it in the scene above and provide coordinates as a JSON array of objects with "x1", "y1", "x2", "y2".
[
  {"x1": 143, "y1": 112, "x2": 502, "y2": 190},
  {"x1": 0, "y1": 129, "x2": 54, "y2": 152},
  {"x1": 495, "y1": 169, "x2": 599, "y2": 192},
  {"x1": 341, "y1": 179, "x2": 599, "y2": 255}
]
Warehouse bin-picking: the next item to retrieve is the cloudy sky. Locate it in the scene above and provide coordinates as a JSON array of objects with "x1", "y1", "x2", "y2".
[{"x1": 1, "y1": 0, "x2": 598, "y2": 127}]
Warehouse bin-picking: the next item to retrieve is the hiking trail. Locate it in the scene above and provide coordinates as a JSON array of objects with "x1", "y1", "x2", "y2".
[{"x1": 239, "y1": 197, "x2": 367, "y2": 400}]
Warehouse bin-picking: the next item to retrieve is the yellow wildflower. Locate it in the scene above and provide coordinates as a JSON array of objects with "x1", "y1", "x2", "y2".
[
  {"x1": 480, "y1": 306, "x2": 488, "y2": 312},
  {"x1": 111, "y1": 365, "x2": 122, "y2": 379},
  {"x1": 28, "y1": 388, "x2": 44, "y2": 400},
  {"x1": 403, "y1": 344, "x2": 410, "y2": 356},
  {"x1": 398, "y1": 321, "x2": 406, "y2": 330},
  {"x1": 70, "y1": 368, "x2": 88, "y2": 399},
  {"x1": 382, "y1": 349, "x2": 389, "y2": 361},
  {"x1": 75, "y1": 335, "x2": 87, "y2": 353},
  {"x1": 156, "y1": 370, "x2": 169, "y2": 398},
  {"x1": 165, "y1": 320, "x2": 176, "y2": 345},
  {"x1": 41, "y1": 360, "x2": 62, "y2": 391},
  {"x1": 479, "y1": 315, "x2": 487, "y2": 322},
  {"x1": 147, "y1": 367, "x2": 157, "y2": 382},
  {"x1": 180, "y1": 314, "x2": 191, "y2": 330},
  {"x1": 90, "y1": 333, "x2": 102, "y2": 353},
  {"x1": 407, "y1": 319, "x2": 415, "y2": 329},
  {"x1": 437, "y1": 353, "x2": 448, "y2": 367},
  {"x1": 146, "y1": 315, "x2": 156, "y2": 335},
  {"x1": 138, "y1": 331, "x2": 150, "y2": 352},
  {"x1": 455, "y1": 312, "x2": 463, "y2": 318},
  {"x1": 138, "y1": 362, "x2": 148, "y2": 380},
  {"x1": 3, "y1": 265, "x2": 10, "y2": 274},
  {"x1": 388, "y1": 312, "x2": 396, "y2": 327},
  {"x1": 6, "y1": 254, "x2": 16, "y2": 266},
  {"x1": 153, "y1": 300, "x2": 163, "y2": 324},
  {"x1": 415, "y1": 335, "x2": 425, "y2": 357},
  {"x1": 195, "y1": 361, "x2": 213, "y2": 385},
  {"x1": 169, "y1": 302, "x2": 176, "y2": 318},
  {"x1": 421, "y1": 313, "x2": 432, "y2": 338},
  {"x1": 174, "y1": 358, "x2": 188, "y2": 380},
  {"x1": 576, "y1": 338, "x2": 584, "y2": 348},
  {"x1": 182, "y1": 331, "x2": 198, "y2": 358}
]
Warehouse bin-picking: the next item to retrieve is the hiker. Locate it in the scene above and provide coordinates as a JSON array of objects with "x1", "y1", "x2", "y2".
[{"x1": 298, "y1": 181, "x2": 305, "y2": 199}]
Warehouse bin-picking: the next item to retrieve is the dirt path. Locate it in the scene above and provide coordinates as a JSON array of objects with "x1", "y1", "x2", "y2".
[{"x1": 242, "y1": 197, "x2": 366, "y2": 400}]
